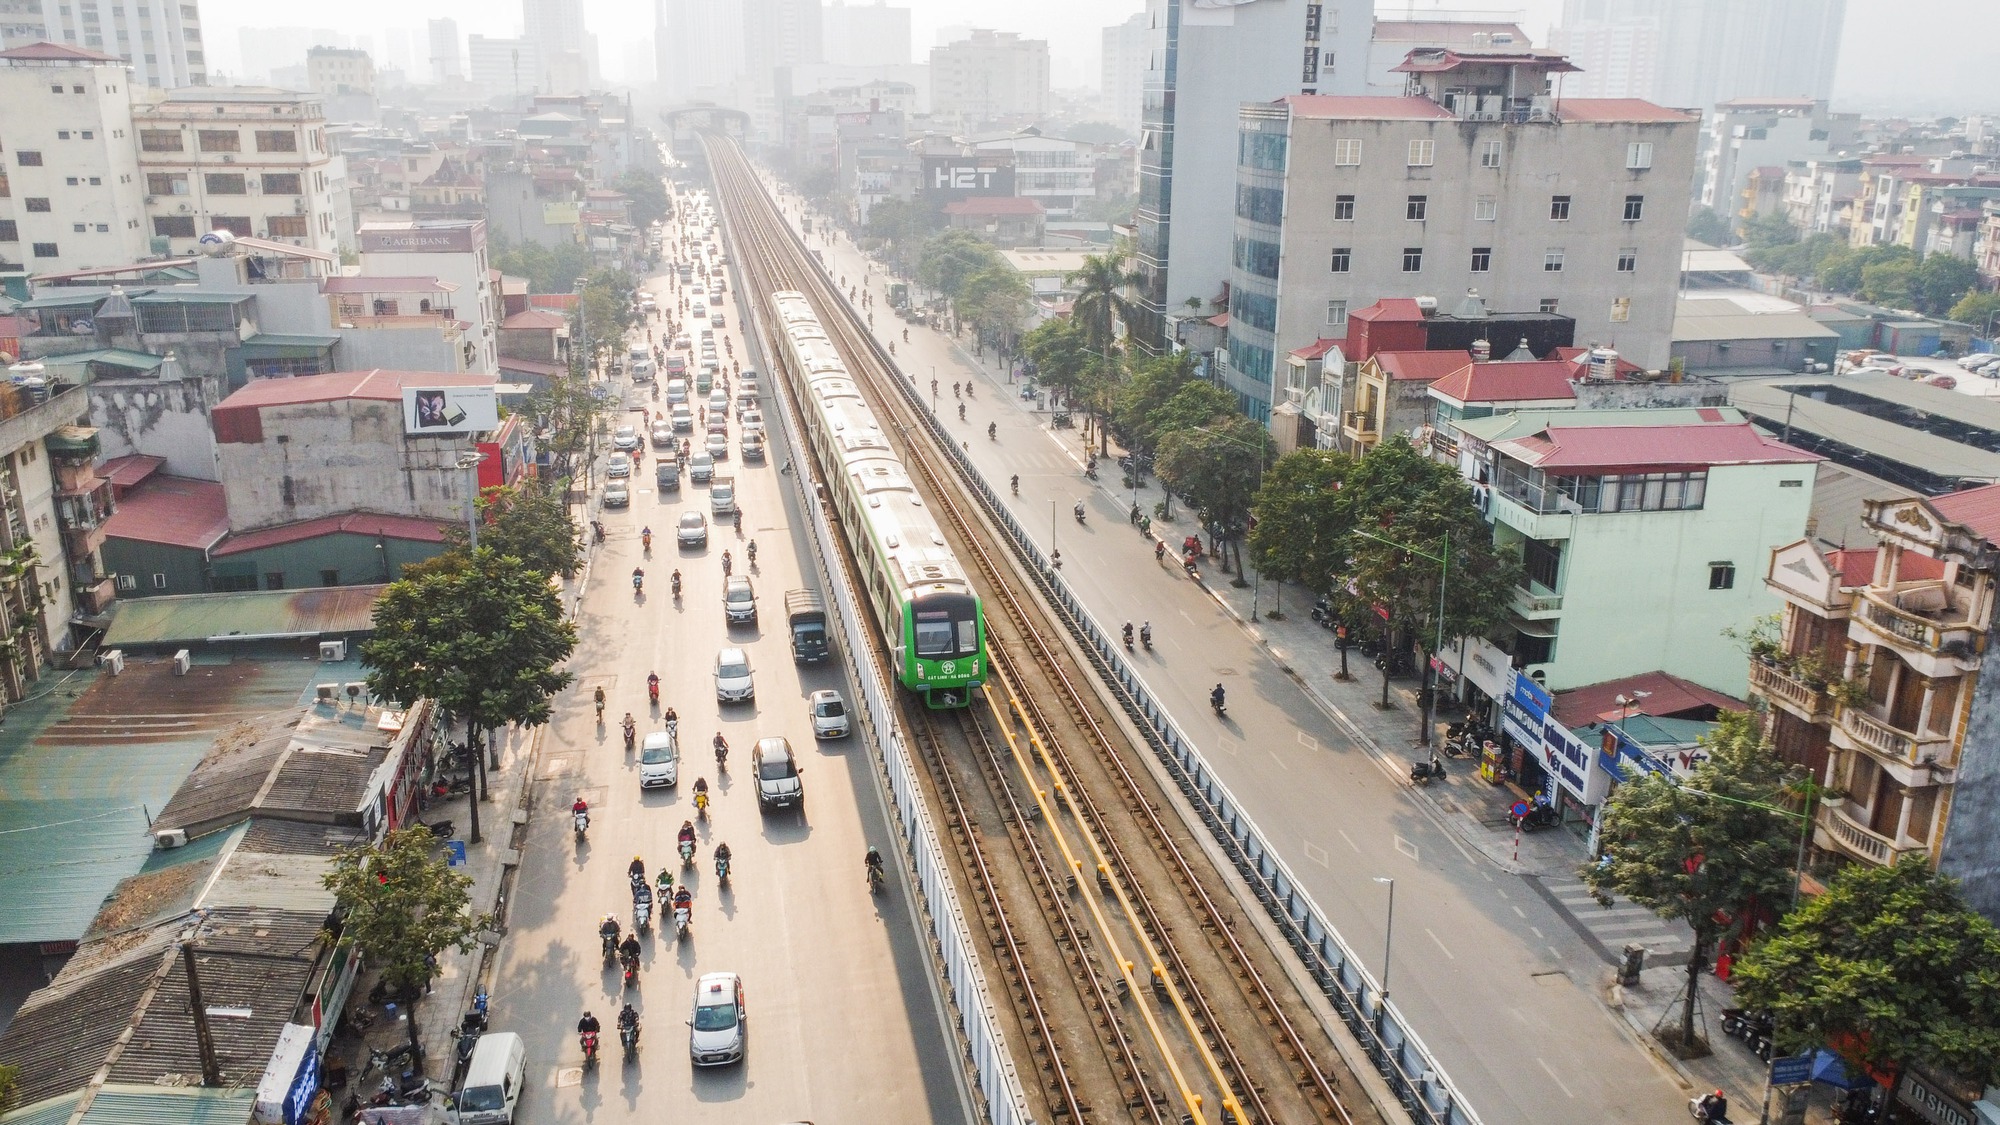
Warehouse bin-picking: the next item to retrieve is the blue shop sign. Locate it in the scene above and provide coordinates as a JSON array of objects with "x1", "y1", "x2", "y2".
[
  {"x1": 1501, "y1": 670, "x2": 1551, "y2": 746},
  {"x1": 285, "y1": 1041, "x2": 320, "y2": 1125},
  {"x1": 1596, "y1": 726, "x2": 1673, "y2": 781}
]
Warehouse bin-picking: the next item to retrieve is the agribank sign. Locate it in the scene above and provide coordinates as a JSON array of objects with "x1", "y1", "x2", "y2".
[{"x1": 359, "y1": 225, "x2": 479, "y2": 253}]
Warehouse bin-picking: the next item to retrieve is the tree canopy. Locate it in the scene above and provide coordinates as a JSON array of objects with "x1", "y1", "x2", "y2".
[
  {"x1": 1950, "y1": 289, "x2": 2000, "y2": 331},
  {"x1": 1248, "y1": 447, "x2": 1356, "y2": 595},
  {"x1": 917, "y1": 229, "x2": 1006, "y2": 300},
  {"x1": 323, "y1": 826, "x2": 490, "y2": 1054},
  {"x1": 1733, "y1": 859, "x2": 2000, "y2": 1086},
  {"x1": 1582, "y1": 711, "x2": 1803, "y2": 1051},
  {"x1": 441, "y1": 481, "x2": 581, "y2": 580},
  {"x1": 1156, "y1": 412, "x2": 1269, "y2": 576},
  {"x1": 1022, "y1": 317, "x2": 1094, "y2": 403},
  {"x1": 1113, "y1": 351, "x2": 1203, "y2": 453},
  {"x1": 610, "y1": 169, "x2": 670, "y2": 230},
  {"x1": 491, "y1": 236, "x2": 593, "y2": 296},
  {"x1": 1686, "y1": 207, "x2": 1736, "y2": 246},
  {"x1": 957, "y1": 265, "x2": 1032, "y2": 350}
]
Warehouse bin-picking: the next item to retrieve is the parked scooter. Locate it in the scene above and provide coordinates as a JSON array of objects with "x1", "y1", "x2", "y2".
[
  {"x1": 1310, "y1": 597, "x2": 1340, "y2": 629},
  {"x1": 1410, "y1": 754, "x2": 1447, "y2": 786},
  {"x1": 1509, "y1": 801, "x2": 1560, "y2": 832}
]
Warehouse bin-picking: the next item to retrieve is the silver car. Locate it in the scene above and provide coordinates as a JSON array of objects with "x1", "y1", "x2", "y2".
[
  {"x1": 713, "y1": 647, "x2": 754, "y2": 703},
  {"x1": 809, "y1": 689, "x2": 849, "y2": 739},
  {"x1": 688, "y1": 972, "x2": 746, "y2": 1066}
]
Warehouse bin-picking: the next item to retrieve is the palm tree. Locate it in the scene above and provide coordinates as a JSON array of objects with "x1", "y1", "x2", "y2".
[{"x1": 1067, "y1": 253, "x2": 1139, "y2": 454}]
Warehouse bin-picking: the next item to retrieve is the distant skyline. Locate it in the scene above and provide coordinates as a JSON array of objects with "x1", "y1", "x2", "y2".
[{"x1": 200, "y1": 0, "x2": 1996, "y2": 114}]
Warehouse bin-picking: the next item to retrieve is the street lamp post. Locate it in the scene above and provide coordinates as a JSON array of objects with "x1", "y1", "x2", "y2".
[
  {"x1": 1373, "y1": 876, "x2": 1396, "y2": 1014},
  {"x1": 1352, "y1": 528, "x2": 1449, "y2": 744},
  {"x1": 456, "y1": 450, "x2": 491, "y2": 833}
]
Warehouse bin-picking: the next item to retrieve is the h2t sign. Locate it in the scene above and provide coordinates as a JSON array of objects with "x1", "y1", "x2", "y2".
[{"x1": 923, "y1": 157, "x2": 1016, "y2": 200}]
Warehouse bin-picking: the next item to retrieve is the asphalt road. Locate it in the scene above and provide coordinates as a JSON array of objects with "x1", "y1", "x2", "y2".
[
  {"x1": 778, "y1": 190, "x2": 1692, "y2": 1125},
  {"x1": 485, "y1": 222, "x2": 966, "y2": 1125}
]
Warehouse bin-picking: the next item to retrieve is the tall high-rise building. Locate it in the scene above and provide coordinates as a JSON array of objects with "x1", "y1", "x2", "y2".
[
  {"x1": 822, "y1": 1, "x2": 910, "y2": 69},
  {"x1": 929, "y1": 29, "x2": 1048, "y2": 126},
  {"x1": 468, "y1": 35, "x2": 538, "y2": 98},
  {"x1": 741, "y1": 0, "x2": 821, "y2": 102},
  {"x1": 657, "y1": 0, "x2": 744, "y2": 101},
  {"x1": 523, "y1": 0, "x2": 596, "y2": 92},
  {"x1": 1132, "y1": 0, "x2": 1373, "y2": 351},
  {"x1": 428, "y1": 18, "x2": 463, "y2": 83},
  {"x1": 0, "y1": 0, "x2": 208, "y2": 89},
  {"x1": 1549, "y1": 0, "x2": 1845, "y2": 110},
  {"x1": 381, "y1": 28, "x2": 413, "y2": 77},
  {"x1": 1100, "y1": 12, "x2": 1146, "y2": 134},
  {"x1": 0, "y1": 42, "x2": 149, "y2": 283},
  {"x1": 237, "y1": 26, "x2": 346, "y2": 85}
]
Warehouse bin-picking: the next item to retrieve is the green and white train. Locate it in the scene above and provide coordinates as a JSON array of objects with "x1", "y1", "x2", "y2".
[{"x1": 769, "y1": 290, "x2": 986, "y2": 708}]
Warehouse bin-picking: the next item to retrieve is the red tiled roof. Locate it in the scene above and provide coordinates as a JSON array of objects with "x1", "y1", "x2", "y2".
[
  {"x1": 102, "y1": 476, "x2": 228, "y2": 551},
  {"x1": 1290, "y1": 338, "x2": 1343, "y2": 361},
  {"x1": 1390, "y1": 47, "x2": 1579, "y2": 74},
  {"x1": 498, "y1": 356, "x2": 566, "y2": 378},
  {"x1": 217, "y1": 369, "x2": 493, "y2": 410},
  {"x1": 1281, "y1": 95, "x2": 1455, "y2": 121},
  {"x1": 323, "y1": 276, "x2": 457, "y2": 294},
  {"x1": 1428, "y1": 359, "x2": 1576, "y2": 403},
  {"x1": 529, "y1": 294, "x2": 579, "y2": 311},
  {"x1": 1551, "y1": 671, "x2": 1745, "y2": 729},
  {"x1": 1375, "y1": 350, "x2": 1472, "y2": 383},
  {"x1": 1822, "y1": 547, "x2": 1941, "y2": 585},
  {"x1": 1207, "y1": 313, "x2": 1230, "y2": 328},
  {"x1": 99, "y1": 454, "x2": 165, "y2": 490},
  {"x1": 944, "y1": 196, "x2": 1045, "y2": 216},
  {"x1": 0, "y1": 41, "x2": 120, "y2": 62},
  {"x1": 1495, "y1": 422, "x2": 1819, "y2": 471},
  {"x1": 501, "y1": 309, "x2": 568, "y2": 330},
  {"x1": 1555, "y1": 99, "x2": 1695, "y2": 124},
  {"x1": 213, "y1": 512, "x2": 447, "y2": 557},
  {"x1": 1350, "y1": 298, "x2": 1426, "y2": 323},
  {"x1": 1930, "y1": 483, "x2": 2000, "y2": 545}
]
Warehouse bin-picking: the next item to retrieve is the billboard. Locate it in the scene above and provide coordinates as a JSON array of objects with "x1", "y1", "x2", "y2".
[
  {"x1": 921, "y1": 155, "x2": 1015, "y2": 202},
  {"x1": 403, "y1": 385, "x2": 500, "y2": 435},
  {"x1": 359, "y1": 223, "x2": 481, "y2": 254}
]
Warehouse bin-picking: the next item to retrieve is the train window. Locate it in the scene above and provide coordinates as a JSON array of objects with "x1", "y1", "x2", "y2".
[
  {"x1": 914, "y1": 617, "x2": 955, "y2": 657},
  {"x1": 957, "y1": 619, "x2": 978, "y2": 652}
]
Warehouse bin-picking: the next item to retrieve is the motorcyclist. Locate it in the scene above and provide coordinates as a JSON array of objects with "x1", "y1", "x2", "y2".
[
  {"x1": 618, "y1": 933, "x2": 641, "y2": 969},
  {"x1": 957, "y1": 402, "x2": 965, "y2": 421},
  {"x1": 617, "y1": 1003, "x2": 640, "y2": 1044},
  {"x1": 1141, "y1": 621, "x2": 1153, "y2": 647},
  {"x1": 713, "y1": 732, "x2": 729, "y2": 765},
  {"x1": 1696, "y1": 1091, "x2": 1729, "y2": 1123},
  {"x1": 593, "y1": 685, "x2": 606, "y2": 719},
  {"x1": 631, "y1": 567, "x2": 644, "y2": 591},
  {"x1": 1211, "y1": 684, "x2": 1226, "y2": 710},
  {"x1": 647, "y1": 671, "x2": 661, "y2": 699},
  {"x1": 1010, "y1": 474, "x2": 1018, "y2": 495},
  {"x1": 678, "y1": 820, "x2": 697, "y2": 849},
  {"x1": 577, "y1": 1011, "x2": 602, "y2": 1036},
  {"x1": 621, "y1": 712, "x2": 636, "y2": 748},
  {"x1": 746, "y1": 539, "x2": 757, "y2": 563},
  {"x1": 721, "y1": 550, "x2": 732, "y2": 576},
  {"x1": 1122, "y1": 621, "x2": 1134, "y2": 647},
  {"x1": 952, "y1": 381, "x2": 961, "y2": 398},
  {"x1": 628, "y1": 855, "x2": 646, "y2": 881},
  {"x1": 641, "y1": 526, "x2": 652, "y2": 550},
  {"x1": 1074, "y1": 501, "x2": 1085, "y2": 522},
  {"x1": 865, "y1": 845, "x2": 884, "y2": 877},
  {"x1": 599, "y1": 914, "x2": 620, "y2": 950},
  {"x1": 671, "y1": 570, "x2": 682, "y2": 596},
  {"x1": 988, "y1": 422, "x2": 997, "y2": 441},
  {"x1": 714, "y1": 841, "x2": 732, "y2": 868},
  {"x1": 572, "y1": 795, "x2": 590, "y2": 817},
  {"x1": 693, "y1": 776, "x2": 709, "y2": 798},
  {"x1": 664, "y1": 706, "x2": 679, "y2": 735}
]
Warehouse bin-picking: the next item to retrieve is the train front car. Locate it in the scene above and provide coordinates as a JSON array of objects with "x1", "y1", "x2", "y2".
[{"x1": 904, "y1": 583, "x2": 984, "y2": 708}]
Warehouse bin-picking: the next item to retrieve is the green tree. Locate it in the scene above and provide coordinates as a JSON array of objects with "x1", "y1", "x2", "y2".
[
  {"x1": 1949, "y1": 289, "x2": 2000, "y2": 330},
  {"x1": 1740, "y1": 211, "x2": 1799, "y2": 250},
  {"x1": 1732, "y1": 859, "x2": 2000, "y2": 1085},
  {"x1": 0, "y1": 1062, "x2": 19, "y2": 1112},
  {"x1": 362, "y1": 550, "x2": 578, "y2": 844},
  {"x1": 491, "y1": 236, "x2": 594, "y2": 296},
  {"x1": 1113, "y1": 350, "x2": 1202, "y2": 452},
  {"x1": 1687, "y1": 207, "x2": 1735, "y2": 246},
  {"x1": 865, "y1": 199, "x2": 942, "y2": 275},
  {"x1": 323, "y1": 826, "x2": 491, "y2": 1059},
  {"x1": 527, "y1": 372, "x2": 608, "y2": 488},
  {"x1": 1337, "y1": 437, "x2": 1520, "y2": 718},
  {"x1": 1913, "y1": 253, "x2": 1981, "y2": 318},
  {"x1": 917, "y1": 229, "x2": 1003, "y2": 300},
  {"x1": 957, "y1": 266, "x2": 1032, "y2": 354},
  {"x1": 442, "y1": 481, "x2": 581, "y2": 579},
  {"x1": 1068, "y1": 253, "x2": 1141, "y2": 454},
  {"x1": 1249, "y1": 448, "x2": 1357, "y2": 610},
  {"x1": 1021, "y1": 316, "x2": 1094, "y2": 407},
  {"x1": 1860, "y1": 258, "x2": 1918, "y2": 309},
  {"x1": 1582, "y1": 711, "x2": 1802, "y2": 1053},
  {"x1": 611, "y1": 170, "x2": 671, "y2": 230},
  {"x1": 1156, "y1": 413, "x2": 1269, "y2": 578},
  {"x1": 1146, "y1": 379, "x2": 1238, "y2": 442},
  {"x1": 1820, "y1": 244, "x2": 1914, "y2": 295}
]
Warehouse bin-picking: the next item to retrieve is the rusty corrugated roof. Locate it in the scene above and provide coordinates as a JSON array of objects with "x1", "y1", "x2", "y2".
[{"x1": 103, "y1": 585, "x2": 386, "y2": 648}]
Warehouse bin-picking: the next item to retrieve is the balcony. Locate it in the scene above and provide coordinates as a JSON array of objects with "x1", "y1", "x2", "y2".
[
  {"x1": 1817, "y1": 801, "x2": 1929, "y2": 867},
  {"x1": 1487, "y1": 488, "x2": 1576, "y2": 543},
  {"x1": 1855, "y1": 586, "x2": 1982, "y2": 667},
  {"x1": 1833, "y1": 705, "x2": 1953, "y2": 770},
  {"x1": 73, "y1": 575, "x2": 115, "y2": 616},
  {"x1": 1343, "y1": 410, "x2": 1378, "y2": 445},
  {"x1": 1510, "y1": 585, "x2": 1563, "y2": 620},
  {"x1": 1750, "y1": 661, "x2": 1830, "y2": 722}
]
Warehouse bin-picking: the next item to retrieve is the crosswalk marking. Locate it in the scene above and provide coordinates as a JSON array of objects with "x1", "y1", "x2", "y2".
[{"x1": 1529, "y1": 873, "x2": 1694, "y2": 966}]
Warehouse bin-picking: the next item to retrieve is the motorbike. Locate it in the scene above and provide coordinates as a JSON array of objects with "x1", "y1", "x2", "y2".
[
  {"x1": 632, "y1": 572, "x2": 644, "y2": 597},
  {"x1": 1720, "y1": 1008, "x2": 1775, "y2": 1060},
  {"x1": 620, "y1": 1020, "x2": 640, "y2": 1058},
  {"x1": 621, "y1": 951, "x2": 639, "y2": 988},
  {"x1": 866, "y1": 863, "x2": 885, "y2": 894},
  {"x1": 714, "y1": 737, "x2": 729, "y2": 772},
  {"x1": 1122, "y1": 625, "x2": 1134, "y2": 651},
  {"x1": 580, "y1": 1031, "x2": 599, "y2": 1067},
  {"x1": 674, "y1": 903, "x2": 691, "y2": 938},
  {"x1": 648, "y1": 679, "x2": 660, "y2": 706},
  {"x1": 364, "y1": 1041, "x2": 418, "y2": 1078},
  {"x1": 1310, "y1": 597, "x2": 1340, "y2": 629},
  {"x1": 1074, "y1": 505, "x2": 1086, "y2": 525},
  {"x1": 1690, "y1": 1097, "x2": 1732, "y2": 1124},
  {"x1": 600, "y1": 930, "x2": 617, "y2": 964},
  {"x1": 1210, "y1": 692, "x2": 1227, "y2": 719},
  {"x1": 1083, "y1": 461, "x2": 1097, "y2": 480},
  {"x1": 1410, "y1": 755, "x2": 1447, "y2": 786},
  {"x1": 633, "y1": 886, "x2": 653, "y2": 931},
  {"x1": 1510, "y1": 802, "x2": 1560, "y2": 832},
  {"x1": 573, "y1": 809, "x2": 589, "y2": 840},
  {"x1": 679, "y1": 838, "x2": 697, "y2": 867},
  {"x1": 416, "y1": 818, "x2": 455, "y2": 840},
  {"x1": 1184, "y1": 553, "x2": 1201, "y2": 579},
  {"x1": 622, "y1": 722, "x2": 636, "y2": 752},
  {"x1": 1141, "y1": 626, "x2": 1153, "y2": 651},
  {"x1": 715, "y1": 852, "x2": 731, "y2": 885},
  {"x1": 452, "y1": 995, "x2": 489, "y2": 1070},
  {"x1": 694, "y1": 790, "x2": 710, "y2": 819}
]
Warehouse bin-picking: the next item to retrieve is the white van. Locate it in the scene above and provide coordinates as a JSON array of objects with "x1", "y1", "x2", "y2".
[
  {"x1": 456, "y1": 1031, "x2": 525, "y2": 1125},
  {"x1": 628, "y1": 344, "x2": 648, "y2": 364}
]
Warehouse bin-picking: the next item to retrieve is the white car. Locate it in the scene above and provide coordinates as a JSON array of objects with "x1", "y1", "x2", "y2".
[
  {"x1": 752, "y1": 736, "x2": 803, "y2": 808},
  {"x1": 639, "y1": 731, "x2": 679, "y2": 788},
  {"x1": 722, "y1": 575, "x2": 757, "y2": 623},
  {"x1": 612, "y1": 426, "x2": 641, "y2": 451},
  {"x1": 607, "y1": 452, "x2": 632, "y2": 479},
  {"x1": 677, "y1": 510, "x2": 708, "y2": 547},
  {"x1": 809, "y1": 689, "x2": 849, "y2": 739},
  {"x1": 688, "y1": 973, "x2": 745, "y2": 1066},
  {"x1": 603, "y1": 480, "x2": 630, "y2": 508},
  {"x1": 1958, "y1": 353, "x2": 1998, "y2": 370},
  {"x1": 671, "y1": 403, "x2": 694, "y2": 432},
  {"x1": 714, "y1": 647, "x2": 754, "y2": 703}
]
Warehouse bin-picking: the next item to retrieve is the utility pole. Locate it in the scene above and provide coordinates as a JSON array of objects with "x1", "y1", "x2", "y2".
[
  {"x1": 180, "y1": 938, "x2": 223, "y2": 1086},
  {"x1": 457, "y1": 449, "x2": 489, "y2": 838}
]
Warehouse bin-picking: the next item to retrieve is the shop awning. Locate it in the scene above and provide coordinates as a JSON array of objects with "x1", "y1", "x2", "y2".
[{"x1": 237, "y1": 333, "x2": 338, "y2": 357}]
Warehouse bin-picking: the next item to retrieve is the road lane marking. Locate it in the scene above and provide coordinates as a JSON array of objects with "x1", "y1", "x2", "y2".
[
  {"x1": 1426, "y1": 929, "x2": 1455, "y2": 958},
  {"x1": 1548, "y1": 945, "x2": 1564, "y2": 961},
  {"x1": 1512, "y1": 905, "x2": 1526, "y2": 918},
  {"x1": 1530, "y1": 927, "x2": 1544, "y2": 939},
  {"x1": 1336, "y1": 829, "x2": 1360, "y2": 852},
  {"x1": 1297, "y1": 730, "x2": 1319, "y2": 751},
  {"x1": 1538, "y1": 1058, "x2": 1576, "y2": 1098},
  {"x1": 1269, "y1": 750, "x2": 1289, "y2": 770},
  {"x1": 1395, "y1": 836, "x2": 1419, "y2": 860},
  {"x1": 1303, "y1": 840, "x2": 1328, "y2": 866}
]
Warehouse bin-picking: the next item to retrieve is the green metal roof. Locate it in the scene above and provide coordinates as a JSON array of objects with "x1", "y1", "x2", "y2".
[
  {"x1": 0, "y1": 1091, "x2": 85, "y2": 1125},
  {"x1": 104, "y1": 585, "x2": 387, "y2": 648},
  {"x1": 38, "y1": 349, "x2": 163, "y2": 371},
  {"x1": 237, "y1": 333, "x2": 338, "y2": 353},
  {"x1": 130, "y1": 291, "x2": 250, "y2": 306},
  {"x1": 16, "y1": 290, "x2": 130, "y2": 310},
  {"x1": 75, "y1": 1085, "x2": 261, "y2": 1125}
]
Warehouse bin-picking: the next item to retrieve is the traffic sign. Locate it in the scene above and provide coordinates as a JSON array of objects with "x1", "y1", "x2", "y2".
[
  {"x1": 1769, "y1": 1054, "x2": 1812, "y2": 1086},
  {"x1": 447, "y1": 840, "x2": 468, "y2": 867}
]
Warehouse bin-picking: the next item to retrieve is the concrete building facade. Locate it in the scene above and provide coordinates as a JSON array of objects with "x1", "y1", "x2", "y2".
[
  {"x1": 968, "y1": 131, "x2": 1093, "y2": 217},
  {"x1": 357, "y1": 219, "x2": 499, "y2": 375},
  {"x1": 823, "y1": 1, "x2": 910, "y2": 69},
  {"x1": 1131, "y1": 0, "x2": 1373, "y2": 352},
  {"x1": 1099, "y1": 12, "x2": 1146, "y2": 135},
  {"x1": 0, "y1": 0, "x2": 207, "y2": 89},
  {"x1": 132, "y1": 86, "x2": 343, "y2": 257},
  {"x1": 427, "y1": 18, "x2": 462, "y2": 83},
  {"x1": 1548, "y1": 0, "x2": 1845, "y2": 112},
  {"x1": 929, "y1": 30, "x2": 1049, "y2": 127},
  {"x1": 0, "y1": 43, "x2": 149, "y2": 287},
  {"x1": 1221, "y1": 50, "x2": 1698, "y2": 423},
  {"x1": 1699, "y1": 99, "x2": 1859, "y2": 222}
]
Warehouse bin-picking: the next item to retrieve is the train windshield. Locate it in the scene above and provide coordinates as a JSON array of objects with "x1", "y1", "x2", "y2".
[{"x1": 912, "y1": 594, "x2": 979, "y2": 658}]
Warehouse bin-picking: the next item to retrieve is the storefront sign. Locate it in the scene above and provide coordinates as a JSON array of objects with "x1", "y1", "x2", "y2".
[
  {"x1": 1455, "y1": 635, "x2": 1511, "y2": 699},
  {"x1": 1543, "y1": 722, "x2": 1607, "y2": 804},
  {"x1": 253, "y1": 1023, "x2": 321, "y2": 1125},
  {"x1": 359, "y1": 224, "x2": 479, "y2": 253},
  {"x1": 1500, "y1": 670, "x2": 1550, "y2": 746},
  {"x1": 1897, "y1": 1071, "x2": 1976, "y2": 1125}
]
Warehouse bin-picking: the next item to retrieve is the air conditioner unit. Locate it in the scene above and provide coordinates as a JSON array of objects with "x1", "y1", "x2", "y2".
[
  {"x1": 100, "y1": 648, "x2": 124, "y2": 674},
  {"x1": 316, "y1": 682, "x2": 338, "y2": 703},
  {"x1": 319, "y1": 639, "x2": 346, "y2": 661},
  {"x1": 344, "y1": 681, "x2": 368, "y2": 704},
  {"x1": 154, "y1": 828, "x2": 188, "y2": 849},
  {"x1": 221, "y1": 154, "x2": 235, "y2": 163},
  {"x1": 172, "y1": 648, "x2": 190, "y2": 675},
  {"x1": 177, "y1": 202, "x2": 192, "y2": 213}
]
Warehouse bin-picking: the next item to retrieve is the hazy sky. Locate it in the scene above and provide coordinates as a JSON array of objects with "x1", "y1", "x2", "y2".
[{"x1": 204, "y1": 0, "x2": 1998, "y2": 114}]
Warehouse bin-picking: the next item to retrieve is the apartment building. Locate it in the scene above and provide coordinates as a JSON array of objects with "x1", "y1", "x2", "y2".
[
  {"x1": 0, "y1": 0, "x2": 207, "y2": 89},
  {"x1": 1699, "y1": 98, "x2": 1859, "y2": 222},
  {"x1": 823, "y1": 1, "x2": 910, "y2": 69},
  {"x1": 1782, "y1": 156, "x2": 1862, "y2": 238},
  {"x1": 1758, "y1": 485, "x2": 2000, "y2": 921},
  {"x1": 929, "y1": 31, "x2": 1050, "y2": 127},
  {"x1": 427, "y1": 18, "x2": 462, "y2": 83},
  {"x1": 0, "y1": 43, "x2": 149, "y2": 287},
  {"x1": 1847, "y1": 155, "x2": 1930, "y2": 247},
  {"x1": 1221, "y1": 48, "x2": 1697, "y2": 424},
  {"x1": 132, "y1": 87, "x2": 342, "y2": 258},
  {"x1": 1099, "y1": 12, "x2": 1146, "y2": 134},
  {"x1": 968, "y1": 131, "x2": 1093, "y2": 217},
  {"x1": 1547, "y1": 0, "x2": 1845, "y2": 112},
  {"x1": 1455, "y1": 407, "x2": 1817, "y2": 699},
  {"x1": 357, "y1": 219, "x2": 499, "y2": 374}
]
